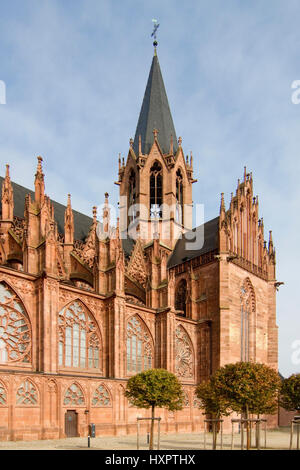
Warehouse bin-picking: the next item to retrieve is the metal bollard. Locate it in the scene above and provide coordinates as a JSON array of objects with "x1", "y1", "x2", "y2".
[
  {"x1": 147, "y1": 432, "x2": 150, "y2": 444},
  {"x1": 88, "y1": 435, "x2": 91, "y2": 448}
]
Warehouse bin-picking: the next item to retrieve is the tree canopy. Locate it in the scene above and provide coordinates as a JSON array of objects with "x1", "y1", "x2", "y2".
[
  {"x1": 280, "y1": 373, "x2": 300, "y2": 412},
  {"x1": 212, "y1": 362, "x2": 281, "y2": 415},
  {"x1": 196, "y1": 378, "x2": 231, "y2": 418},
  {"x1": 125, "y1": 368, "x2": 184, "y2": 411}
]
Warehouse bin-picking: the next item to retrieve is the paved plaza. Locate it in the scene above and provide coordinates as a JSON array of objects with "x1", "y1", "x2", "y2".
[{"x1": 0, "y1": 427, "x2": 296, "y2": 450}]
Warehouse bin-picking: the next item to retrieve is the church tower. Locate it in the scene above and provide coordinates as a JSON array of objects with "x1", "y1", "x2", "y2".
[{"x1": 116, "y1": 49, "x2": 197, "y2": 249}]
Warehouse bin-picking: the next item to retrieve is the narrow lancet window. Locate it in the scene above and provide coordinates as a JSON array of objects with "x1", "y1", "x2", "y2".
[{"x1": 150, "y1": 162, "x2": 163, "y2": 218}]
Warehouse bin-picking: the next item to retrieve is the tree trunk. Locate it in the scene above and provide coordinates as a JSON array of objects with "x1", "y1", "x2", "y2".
[
  {"x1": 149, "y1": 405, "x2": 155, "y2": 450},
  {"x1": 246, "y1": 405, "x2": 250, "y2": 450},
  {"x1": 212, "y1": 422, "x2": 217, "y2": 450},
  {"x1": 256, "y1": 414, "x2": 261, "y2": 450}
]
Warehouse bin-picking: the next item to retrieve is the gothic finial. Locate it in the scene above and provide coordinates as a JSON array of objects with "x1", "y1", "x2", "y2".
[
  {"x1": 129, "y1": 138, "x2": 133, "y2": 148},
  {"x1": 36, "y1": 156, "x2": 43, "y2": 175},
  {"x1": 153, "y1": 128, "x2": 158, "y2": 139},
  {"x1": 190, "y1": 151, "x2": 193, "y2": 169},
  {"x1": 67, "y1": 194, "x2": 71, "y2": 207},
  {"x1": 244, "y1": 166, "x2": 247, "y2": 181},
  {"x1": 5, "y1": 164, "x2": 10, "y2": 179},
  {"x1": 220, "y1": 192, "x2": 225, "y2": 212},
  {"x1": 178, "y1": 136, "x2": 182, "y2": 146}
]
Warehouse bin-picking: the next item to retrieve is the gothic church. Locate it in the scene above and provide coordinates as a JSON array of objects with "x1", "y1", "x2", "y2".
[{"x1": 0, "y1": 48, "x2": 278, "y2": 440}]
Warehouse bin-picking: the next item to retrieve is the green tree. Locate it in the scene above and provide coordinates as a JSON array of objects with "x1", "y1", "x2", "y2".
[
  {"x1": 213, "y1": 362, "x2": 281, "y2": 449},
  {"x1": 280, "y1": 374, "x2": 300, "y2": 412},
  {"x1": 196, "y1": 378, "x2": 231, "y2": 449},
  {"x1": 125, "y1": 368, "x2": 184, "y2": 450}
]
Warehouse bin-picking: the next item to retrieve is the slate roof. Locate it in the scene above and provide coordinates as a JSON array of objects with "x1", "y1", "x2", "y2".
[
  {"x1": 0, "y1": 176, "x2": 93, "y2": 242},
  {"x1": 167, "y1": 217, "x2": 219, "y2": 269},
  {"x1": 133, "y1": 54, "x2": 178, "y2": 156}
]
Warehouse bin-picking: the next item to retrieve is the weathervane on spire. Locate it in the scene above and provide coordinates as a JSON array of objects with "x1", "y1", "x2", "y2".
[{"x1": 151, "y1": 19, "x2": 160, "y2": 54}]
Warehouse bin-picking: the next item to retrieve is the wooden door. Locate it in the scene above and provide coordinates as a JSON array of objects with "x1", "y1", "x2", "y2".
[{"x1": 65, "y1": 410, "x2": 78, "y2": 437}]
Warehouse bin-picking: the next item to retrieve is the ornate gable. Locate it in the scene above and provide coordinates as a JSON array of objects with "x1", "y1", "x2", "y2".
[{"x1": 126, "y1": 239, "x2": 148, "y2": 289}]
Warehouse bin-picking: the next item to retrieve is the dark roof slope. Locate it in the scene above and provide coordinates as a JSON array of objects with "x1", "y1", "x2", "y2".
[
  {"x1": 133, "y1": 54, "x2": 178, "y2": 155},
  {"x1": 167, "y1": 217, "x2": 219, "y2": 269},
  {"x1": 0, "y1": 176, "x2": 93, "y2": 241}
]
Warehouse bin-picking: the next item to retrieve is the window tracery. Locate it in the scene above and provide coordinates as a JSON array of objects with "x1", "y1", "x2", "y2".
[
  {"x1": 92, "y1": 384, "x2": 111, "y2": 407},
  {"x1": 126, "y1": 316, "x2": 153, "y2": 373},
  {"x1": 240, "y1": 280, "x2": 254, "y2": 361},
  {"x1": 58, "y1": 301, "x2": 101, "y2": 370},
  {"x1": 175, "y1": 326, "x2": 193, "y2": 379},
  {"x1": 16, "y1": 380, "x2": 38, "y2": 405},
  {"x1": 63, "y1": 383, "x2": 85, "y2": 406},
  {"x1": 0, "y1": 282, "x2": 31, "y2": 364},
  {"x1": 176, "y1": 169, "x2": 184, "y2": 224}
]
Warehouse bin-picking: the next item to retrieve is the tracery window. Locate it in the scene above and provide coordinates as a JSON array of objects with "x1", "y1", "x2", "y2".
[
  {"x1": 193, "y1": 394, "x2": 201, "y2": 409},
  {"x1": 58, "y1": 301, "x2": 101, "y2": 370},
  {"x1": 150, "y1": 162, "x2": 163, "y2": 218},
  {"x1": 176, "y1": 169, "x2": 184, "y2": 224},
  {"x1": 175, "y1": 326, "x2": 193, "y2": 379},
  {"x1": 126, "y1": 316, "x2": 153, "y2": 374},
  {"x1": 175, "y1": 279, "x2": 187, "y2": 316},
  {"x1": 92, "y1": 385, "x2": 112, "y2": 407},
  {"x1": 16, "y1": 380, "x2": 38, "y2": 405},
  {"x1": 0, "y1": 383, "x2": 7, "y2": 405},
  {"x1": 240, "y1": 283, "x2": 252, "y2": 361},
  {"x1": 63, "y1": 383, "x2": 85, "y2": 406},
  {"x1": 0, "y1": 282, "x2": 31, "y2": 364}
]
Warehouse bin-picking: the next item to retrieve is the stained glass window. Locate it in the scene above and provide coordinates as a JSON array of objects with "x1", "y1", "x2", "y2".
[
  {"x1": 126, "y1": 316, "x2": 153, "y2": 373},
  {"x1": 63, "y1": 383, "x2": 85, "y2": 406},
  {"x1": 58, "y1": 301, "x2": 101, "y2": 370},
  {"x1": 0, "y1": 282, "x2": 31, "y2": 364},
  {"x1": 16, "y1": 380, "x2": 38, "y2": 405},
  {"x1": 92, "y1": 385, "x2": 111, "y2": 407}
]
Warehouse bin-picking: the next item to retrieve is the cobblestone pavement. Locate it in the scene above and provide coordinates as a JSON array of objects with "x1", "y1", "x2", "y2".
[{"x1": 0, "y1": 427, "x2": 295, "y2": 450}]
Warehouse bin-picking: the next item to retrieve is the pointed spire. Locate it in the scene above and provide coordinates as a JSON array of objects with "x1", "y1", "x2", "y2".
[
  {"x1": 34, "y1": 156, "x2": 45, "y2": 205},
  {"x1": 64, "y1": 194, "x2": 74, "y2": 245},
  {"x1": 1, "y1": 164, "x2": 14, "y2": 220},
  {"x1": 133, "y1": 54, "x2": 178, "y2": 155}
]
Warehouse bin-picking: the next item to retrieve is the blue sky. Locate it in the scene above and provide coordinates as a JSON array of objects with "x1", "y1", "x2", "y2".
[{"x1": 0, "y1": 0, "x2": 299, "y2": 377}]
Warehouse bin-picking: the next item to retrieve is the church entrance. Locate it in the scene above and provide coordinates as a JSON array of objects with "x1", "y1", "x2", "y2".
[{"x1": 65, "y1": 410, "x2": 78, "y2": 437}]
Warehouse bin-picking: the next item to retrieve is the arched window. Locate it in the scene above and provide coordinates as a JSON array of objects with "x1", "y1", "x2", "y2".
[
  {"x1": 128, "y1": 169, "x2": 137, "y2": 222},
  {"x1": 176, "y1": 169, "x2": 184, "y2": 224},
  {"x1": 0, "y1": 282, "x2": 31, "y2": 364},
  {"x1": 175, "y1": 326, "x2": 193, "y2": 379},
  {"x1": 58, "y1": 301, "x2": 101, "y2": 370},
  {"x1": 240, "y1": 281, "x2": 254, "y2": 361},
  {"x1": 150, "y1": 162, "x2": 163, "y2": 218},
  {"x1": 175, "y1": 279, "x2": 187, "y2": 316},
  {"x1": 16, "y1": 379, "x2": 38, "y2": 405},
  {"x1": 126, "y1": 316, "x2": 153, "y2": 373},
  {"x1": 92, "y1": 384, "x2": 112, "y2": 407},
  {"x1": 63, "y1": 383, "x2": 85, "y2": 406}
]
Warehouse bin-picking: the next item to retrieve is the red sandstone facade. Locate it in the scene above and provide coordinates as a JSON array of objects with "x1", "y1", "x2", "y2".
[{"x1": 0, "y1": 53, "x2": 278, "y2": 441}]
